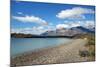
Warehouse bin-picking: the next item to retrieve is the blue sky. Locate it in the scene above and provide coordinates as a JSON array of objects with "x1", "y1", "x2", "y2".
[{"x1": 11, "y1": 0, "x2": 95, "y2": 34}]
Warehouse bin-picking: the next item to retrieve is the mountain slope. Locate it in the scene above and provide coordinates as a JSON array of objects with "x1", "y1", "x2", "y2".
[
  {"x1": 41, "y1": 26, "x2": 95, "y2": 36},
  {"x1": 70, "y1": 26, "x2": 95, "y2": 33}
]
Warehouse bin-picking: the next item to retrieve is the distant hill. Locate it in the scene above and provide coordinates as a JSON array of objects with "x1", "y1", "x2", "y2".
[
  {"x1": 41, "y1": 26, "x2": 95, "y2": 36},
  {"x1": 70, "y1": 26, "x2": 95, "y2": 33},
  {"x1": 11, "y1": 33, "x2": 36, "y2": 38},
  {"x1": 11, "y1": 33, "x2": 74, "y2": 38},
  {"x1": 11, "y1": 26, "x2": 95, "y2": 38}
]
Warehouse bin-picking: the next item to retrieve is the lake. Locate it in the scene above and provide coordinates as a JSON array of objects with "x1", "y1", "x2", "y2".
[{"x1": 11, "y1": 38, "x2": 72, "y2": 57}]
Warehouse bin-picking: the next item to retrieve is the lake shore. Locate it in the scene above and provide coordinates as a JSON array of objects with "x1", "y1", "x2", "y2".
[{"x1": 11, "y1": 39, "x2": 89, "y2": 66}]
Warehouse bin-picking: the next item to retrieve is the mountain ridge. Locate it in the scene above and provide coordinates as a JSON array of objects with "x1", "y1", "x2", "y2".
[
  {"x1": 41, "y1": 26, "x2": 95, "y2": 36},
  {"x1": 11, "y1": 26, "x2": 95, "y2": 38}
]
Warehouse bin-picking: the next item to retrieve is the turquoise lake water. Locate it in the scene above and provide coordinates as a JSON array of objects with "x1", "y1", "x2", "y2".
[{"x1": 11, "y1": 38, "x2": 72, "y2": 57}]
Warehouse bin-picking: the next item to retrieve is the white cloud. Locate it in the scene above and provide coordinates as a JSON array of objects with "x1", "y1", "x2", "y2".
[
  {"x1": 64, "y1": 21, "x2": 81, "y2": 27},
  {"x1": 56, "y1": 7, "x2": 94, "y2": 19},
  {"x1": 11, "y1": 20, "x2": 95, "y2": 34},
  {"x1": 56, "y1": 24, "x2": 69, "y2": 29},
  {"x1": 70, "y1": 23, "x2": 80, "y2": 27},
  {"x1": 84, "y1": 20, "x2": 95, "y2": 28},
  {"x1": 64, "y1": 20, "x2": 95, "y2": 28},
  {"x1": 56, "y1": 21, "x2": 81, "y2": 29},
  {"x1": 37, "y1": 26, "x2": 44, "y2": 30},
  {"x1": 11, "y1": 26, "x2": 54, "y2": 35},
  {"x1": 12, "y1": 15, "x2": 48, "y2": 25}
]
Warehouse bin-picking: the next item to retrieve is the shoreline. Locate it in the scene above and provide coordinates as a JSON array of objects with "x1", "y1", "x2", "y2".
[
  {"x1": 11, "y1": 43, "x2": 70, "y2": 59},
  {"x1": 11, "y1": 39, "x2": 88, "y2": 66},
  {"x1": 11, "y1": 38, "x2": 73, "y2": 58}
]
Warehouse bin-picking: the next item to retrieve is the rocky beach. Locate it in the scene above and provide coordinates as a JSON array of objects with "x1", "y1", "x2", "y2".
[{"x1": 11, "y1": 39, "x2": 89, "y2": 66}]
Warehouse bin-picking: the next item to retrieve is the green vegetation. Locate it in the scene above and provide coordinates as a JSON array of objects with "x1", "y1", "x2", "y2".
[
  {"x1": 79, "y1": 50, "x2": 89, "y2": 57},
  {"x1": 11, "y1": 33, "x2": 33, "y2": 38},
  {"x1": 87, "y1": 34, "x2": 95, "y2": 46},
  {"x1": 85, "y1": 33, "x2": 95, "y2": 61},
  {"x1": 76, "y1": 33, "x2": 95, "y2": 61}
]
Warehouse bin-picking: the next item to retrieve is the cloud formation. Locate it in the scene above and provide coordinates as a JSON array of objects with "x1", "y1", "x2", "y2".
[
  {"x1": 12, "y1": 15, "x2": 48, "y2": 25},
  {"x1": 56, "y1": 24, "x2": 69, "y2": 29},
  {"x1": 56, "y1": 7, "x2": 94, "y2": 19},
  {"x1": 84, "y1": 20, "x2": 95, "y2": 28},
  {"x1": 64, "y1": 21, "x2": 81, "y2": 27},
  {"x1": 11, "y1": 20, "x2": 95, "y2": 34},
  {"x1": 11, "y1": 26, "x2": 47, "y2": 35},
  {"x1": 56, "y1": 20, "x2": 95, "y2": 29},
  {"x1": 11, "y1": 25, "x2": 56, "y2": 35},
  {"x1": 56, "y1": 23, "x2": 80, "y2": 29}
]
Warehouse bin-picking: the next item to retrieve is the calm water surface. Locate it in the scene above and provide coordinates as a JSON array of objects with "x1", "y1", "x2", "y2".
[{"x1": 11, "y1": 38, "x2": 72, "y2": 57}]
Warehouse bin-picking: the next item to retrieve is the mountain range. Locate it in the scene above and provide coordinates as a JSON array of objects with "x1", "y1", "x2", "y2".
[
  {"x1": 11, "y1": 26, "x2": 95, "y2": 38},
  {"x1": 41, "y1": 26, "x2": 95, "y2": 36}
]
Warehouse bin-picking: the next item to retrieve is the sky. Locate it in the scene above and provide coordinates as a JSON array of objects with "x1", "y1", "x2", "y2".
[{"x1": 11, "y1": 0, "x2": 95, "y2": 35}]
